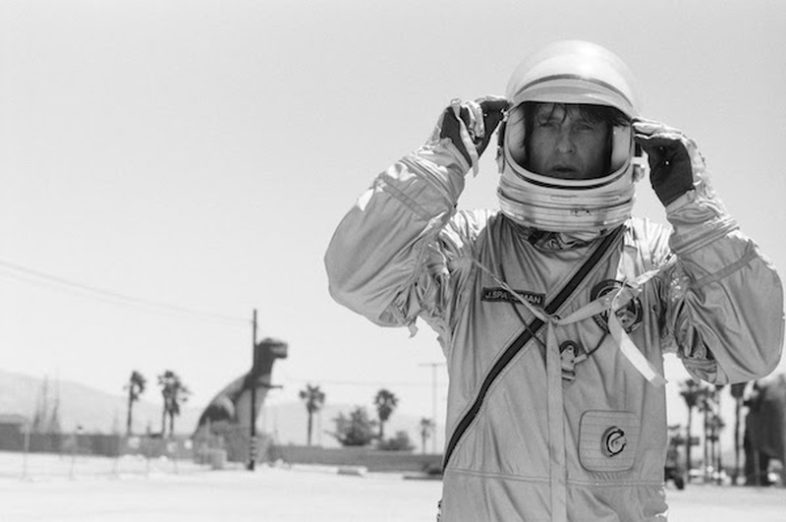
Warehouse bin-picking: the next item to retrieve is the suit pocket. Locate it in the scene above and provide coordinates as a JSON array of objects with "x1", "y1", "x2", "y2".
[{"x1": 579, "y1": 410, "x2": 639, "y2": 472}]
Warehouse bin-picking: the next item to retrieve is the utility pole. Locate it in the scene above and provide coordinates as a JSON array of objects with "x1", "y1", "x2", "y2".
[
  {"x1": 419, "y1": 362, "x2": 446, "y2": 454},
  {"x1": 247, "y1": 309, "x2": 258, "y2": 471}
]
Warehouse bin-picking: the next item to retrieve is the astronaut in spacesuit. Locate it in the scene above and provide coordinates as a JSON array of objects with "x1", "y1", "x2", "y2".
[{"x1": 325, "y1": 40, "x2": 783, "y2": 521}]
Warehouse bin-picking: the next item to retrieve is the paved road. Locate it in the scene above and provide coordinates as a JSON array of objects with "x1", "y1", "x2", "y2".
[{"x1": 0, "y1": 456, "x2": 784, "y2": 521}]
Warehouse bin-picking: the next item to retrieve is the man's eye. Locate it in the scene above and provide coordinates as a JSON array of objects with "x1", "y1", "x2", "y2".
[{"x1": 575, "y1": 121, "x2": 597, "y2": 131}]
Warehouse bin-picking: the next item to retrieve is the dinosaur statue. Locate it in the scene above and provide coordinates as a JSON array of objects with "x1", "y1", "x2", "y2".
[{"x1": 193, "y1": 337, "x2": 288, "y2": 462}]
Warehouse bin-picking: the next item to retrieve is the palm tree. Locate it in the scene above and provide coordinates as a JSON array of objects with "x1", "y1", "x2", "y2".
[
  {"x1": 730, "y1": 382, "x2": 748, "y2": 484},
  {"x1": 679, "y1": 379, "x2": 702, "y2": 481},
  {"x1": 157, "y1": 370, "x2": 191, "y2": 437},
  {"x1": 373, "y1": 389, "x2": 398, "y2": 441},
  {"x1": 697, "y1": 385, "x2": 719, "y2": 481},
  {"x1": 419, "y1": 417, "x2": 435, "y2": 454},
  {"x1": 712, "y1": 384, "x2": 726, "y2": 483},
  {"x1": 708, "y1": 408, "x2": 726, "y2": 483},
  {"x1": 299, "y1": 384, "x2": 326, "y2": 446},
  {"x1": 124, "y1": 370, "x2": 146, "y2": 436}
]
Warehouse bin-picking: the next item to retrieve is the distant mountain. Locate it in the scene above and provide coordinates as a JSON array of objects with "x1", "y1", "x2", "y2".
[
  {"x1": 0, "y1": 370, "x2": 445, "y2": 450},
  {"x1": 0, "y1": 369, "x2": 201, "y2": 435}
]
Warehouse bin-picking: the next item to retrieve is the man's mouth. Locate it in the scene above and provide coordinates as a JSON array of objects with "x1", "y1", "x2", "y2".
[{"x1": 550, "y1": 165, "x2": 578, "y2": 177}]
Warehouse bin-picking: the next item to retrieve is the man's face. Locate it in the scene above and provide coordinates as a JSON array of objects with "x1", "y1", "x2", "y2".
[{"x1": 527, "y1": 103, "x2": 610, "y2": 180}]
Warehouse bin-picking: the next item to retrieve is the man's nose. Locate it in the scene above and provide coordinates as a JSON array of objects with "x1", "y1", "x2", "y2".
[{"x1": 555, "y1": 129, "x2": 575, "y2": 153}]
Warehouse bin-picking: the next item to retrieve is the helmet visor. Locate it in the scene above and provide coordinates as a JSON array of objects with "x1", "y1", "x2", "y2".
[{"x1": 504, "y1": 101, "x2": 633, "y2": 183}]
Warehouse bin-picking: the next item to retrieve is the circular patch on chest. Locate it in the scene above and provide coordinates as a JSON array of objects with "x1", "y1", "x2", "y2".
[
  {"x1": 602, "y1": 426, "x2": 627, "y2": 457},
  {"x1": 590, "y1": 279, "x2": 643, "y2": 334}
]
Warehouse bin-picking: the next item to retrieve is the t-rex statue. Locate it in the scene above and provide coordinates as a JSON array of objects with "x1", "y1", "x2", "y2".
[{"x1": 193, "y1": 337, "x2": 288, "y2": 462}]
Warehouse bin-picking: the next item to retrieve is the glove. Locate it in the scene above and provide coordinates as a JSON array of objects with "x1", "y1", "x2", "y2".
[
  {"x1": 633, "y1": 119, "x2": 700, "y2": 206},
  {"x1": 436, "y1": 96, "x2": 508, "y2": 173}
]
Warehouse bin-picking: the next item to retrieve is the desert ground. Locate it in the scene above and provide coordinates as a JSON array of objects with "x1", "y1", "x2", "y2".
[{"x1": 0, "y1": 452, "x2": 784, "y2": 521}]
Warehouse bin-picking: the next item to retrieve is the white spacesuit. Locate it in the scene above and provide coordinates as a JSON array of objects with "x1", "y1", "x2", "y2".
[{"x1": 325, "y1": 41, "x2": 783, "y2": 521}]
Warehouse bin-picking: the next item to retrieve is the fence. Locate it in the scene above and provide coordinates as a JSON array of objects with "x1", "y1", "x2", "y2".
[
  {"x1": 270, "y1": 445, "x2": 443, "y2": 473},
  {"x1": 0, "y1": 429, "x2": 443, "y2": 480},
  {"x1": 0, "y1": 432, "x2": 204, "y2": 480}
]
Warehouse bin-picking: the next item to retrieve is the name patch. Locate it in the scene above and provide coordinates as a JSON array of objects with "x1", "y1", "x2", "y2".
[{"x1": 481, "y1": 287, "x2": 545, "y2": 306}]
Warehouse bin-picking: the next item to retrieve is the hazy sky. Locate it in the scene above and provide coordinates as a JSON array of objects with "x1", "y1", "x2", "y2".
[{"x1": 1, "y1": 0, "x2": 785, "y2": 445}]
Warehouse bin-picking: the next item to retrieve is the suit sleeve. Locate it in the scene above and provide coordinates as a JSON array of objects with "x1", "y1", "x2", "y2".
[
  {"x1": 324, "y1": 136, "x2": 477, "y2": 342},
  {"x1": 661, "y1": 180, "x2": 784, "y2": 384}
]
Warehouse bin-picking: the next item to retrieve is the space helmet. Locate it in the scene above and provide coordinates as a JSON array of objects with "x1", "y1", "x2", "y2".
[{"x1": 497, "y1": 40, "x2": 644, "y2": 233}]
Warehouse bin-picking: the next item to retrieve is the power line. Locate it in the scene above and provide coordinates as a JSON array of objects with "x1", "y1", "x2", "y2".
[
  {"x1": 0, "y1": 257, "x2": 249, "y2": 327},
  {"x1": 283, "y1": 376, "x2": 439, "y2": 388}
]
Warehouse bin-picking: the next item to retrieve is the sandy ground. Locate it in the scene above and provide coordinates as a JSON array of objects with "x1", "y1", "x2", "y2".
[{"x1": 0, "y1": 452, "x2": 784, "y2": 521}]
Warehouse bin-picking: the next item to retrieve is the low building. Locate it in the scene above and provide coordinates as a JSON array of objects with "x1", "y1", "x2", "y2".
[{"x1": 0, "y1": 414, "x2": 29, "y2": 451}]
